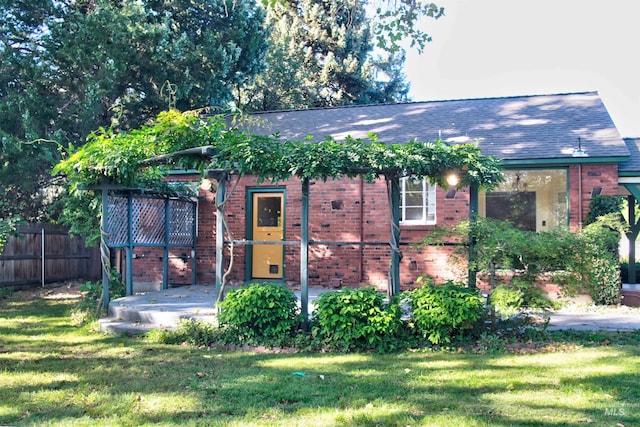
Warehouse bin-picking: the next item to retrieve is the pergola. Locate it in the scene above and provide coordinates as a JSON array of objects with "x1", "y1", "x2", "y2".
[{"x1": 137, "y1": 145, "x2": 488, "y2": 326}]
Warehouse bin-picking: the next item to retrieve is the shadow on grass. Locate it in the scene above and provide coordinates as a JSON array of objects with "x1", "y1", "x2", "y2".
[{"x1": 1, "y1": 295, "x2": 640, "y2": 426}]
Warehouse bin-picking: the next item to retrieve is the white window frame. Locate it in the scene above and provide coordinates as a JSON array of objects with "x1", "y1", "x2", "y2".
[{"x1": 400, "y1": 177, "x2": 437, "y2": 225}]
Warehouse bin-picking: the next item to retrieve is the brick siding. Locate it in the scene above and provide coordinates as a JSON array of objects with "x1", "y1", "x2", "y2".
[{"x1": 130, "y1": 164, "x2": 618, "y2": 290}]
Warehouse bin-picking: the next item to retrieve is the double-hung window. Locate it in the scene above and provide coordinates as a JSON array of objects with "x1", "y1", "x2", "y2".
[{"x1": 400, "y1": 177, "x2": 436, "y2": 225}]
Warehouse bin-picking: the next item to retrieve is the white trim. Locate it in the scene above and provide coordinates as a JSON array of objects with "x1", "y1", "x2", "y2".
[{"x1": 400, "y1": 177, "x2": 437, "y2": 225}]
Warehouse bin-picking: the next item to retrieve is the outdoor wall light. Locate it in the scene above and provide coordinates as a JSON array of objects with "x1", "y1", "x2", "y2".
[
  {"x1": 446, "y1": 173, "x2": 459, "y2": 187},
  {"x1": 200, "y1": 178, "x2": 213, "y2": 192}
]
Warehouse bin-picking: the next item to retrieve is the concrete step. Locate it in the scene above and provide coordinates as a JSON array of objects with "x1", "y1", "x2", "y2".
[
  {"x1": 99, "y1": 285, "x2": 219, "y2": 335},
  {"x1": 98, "y1": 318, "x2": 159, "y2": 335}
]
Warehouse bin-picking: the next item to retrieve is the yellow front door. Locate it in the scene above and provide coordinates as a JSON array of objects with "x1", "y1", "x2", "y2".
[{"x1": 251, "y1": 193, "x2": 284, "y2": 279}]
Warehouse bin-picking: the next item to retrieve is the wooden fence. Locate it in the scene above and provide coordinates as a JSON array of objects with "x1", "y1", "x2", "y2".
[{"x1": 0, "y1": 224, "x2": 100, "y2": 289}]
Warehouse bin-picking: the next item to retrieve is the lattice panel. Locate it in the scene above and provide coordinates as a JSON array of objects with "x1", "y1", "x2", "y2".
[
  {"x1": 169, "y1": 200, "x2": 195, "y2": 246},
  {"x1": 107, "y1": 196, "x2": 129, "y2": 246},
  {"x1": 106, "y1": 195, "x2": 196, "y2": 248},
  {"x1": 132, "y1": 198, "x2": 166, "y2": 245}
]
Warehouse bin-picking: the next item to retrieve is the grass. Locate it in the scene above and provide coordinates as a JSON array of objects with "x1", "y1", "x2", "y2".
[{"x1": 1, "y1": 291, "x2": 640, "y2": 426}]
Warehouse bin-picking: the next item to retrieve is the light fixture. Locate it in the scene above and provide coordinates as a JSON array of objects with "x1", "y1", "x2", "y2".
[
  {"x1": 573, "y1": 137, "x2": 588, "y2": 158},
  {"x1": 446, "y1": 173, "x2": 459, "y2": 187},
  {"x1": 200, "y1": 178, "x2": 213, "y2": 192}
]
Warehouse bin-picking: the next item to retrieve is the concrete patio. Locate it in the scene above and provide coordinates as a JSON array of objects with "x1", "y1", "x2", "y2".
[{"x1": 98, "y1": 284, "x2": 640, "y2": 335}]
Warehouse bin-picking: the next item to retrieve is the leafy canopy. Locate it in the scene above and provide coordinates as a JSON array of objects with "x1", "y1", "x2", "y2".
[{"x1": 54, "y1": 110, "x2": 503, "y2": 190}]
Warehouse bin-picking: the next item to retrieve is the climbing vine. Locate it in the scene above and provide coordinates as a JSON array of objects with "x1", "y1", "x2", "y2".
[
  {"x1": 55, "y1": 109, "x2": 503, "y2": 190},
  {"x1": 54, "y1": 108, "x2": 504, "y2": 302}
]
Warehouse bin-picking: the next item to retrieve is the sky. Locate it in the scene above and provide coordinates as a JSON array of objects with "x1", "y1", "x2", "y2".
[{"x1": 402, "y1": 0, "x2": 640, "y2": 137}]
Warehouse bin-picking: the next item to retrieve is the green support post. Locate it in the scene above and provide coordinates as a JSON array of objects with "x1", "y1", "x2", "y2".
[
  {"x1": 628, "y1": 195, "x2": 637, "y2": 284},
  {"x1": 300, "y1": 178, "x2": 310, "y2": 330},
  {"x1": 388, "y1": 174, "x2": 401, "y2": 297},
  {"x1": 163, "y1": 198, "x2": 170, "y2": 290},
  {"x1": 100, "y1": 180, "x2": 111, "y2": 311},
  {"x1": 468, "y1": 182, "x2": 479, "y2": 289},
  {"x1": 215, "y1": 173, "x2": 227, "y2": 289},
  {"x1": 126, "y1": 194, "x2": 133, "y2": 295}
]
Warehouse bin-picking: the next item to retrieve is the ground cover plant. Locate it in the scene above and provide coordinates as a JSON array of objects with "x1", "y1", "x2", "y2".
[{"x1": 2, "y1": 286, "x2": 640, "y2": 426}]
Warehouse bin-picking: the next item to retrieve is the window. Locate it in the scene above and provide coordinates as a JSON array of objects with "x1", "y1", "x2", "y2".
[
  {"x1": 400, "y1": 177, "x2": 436, "y2": 224},
  {"x1": 479, "y1": 169, "x2": 568, "y2": 231}
]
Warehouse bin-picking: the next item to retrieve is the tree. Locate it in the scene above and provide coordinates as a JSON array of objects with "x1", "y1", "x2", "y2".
[
  {"x1": 0, "y1": 0, "x2": 268, "y2": 222},
  {"x1": 371, "y1": 0, "x2": 444, "y2": 54},
  {"x1": 237, "y1": 0, "x2": 413, "y2": 111}
]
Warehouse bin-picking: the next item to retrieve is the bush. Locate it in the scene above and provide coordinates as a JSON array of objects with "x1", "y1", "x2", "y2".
[
  {"x1": 73, "y1": 269, "x2": 126, "y2": 323},
  {"x1": 149, "y1": 319, "x2": 219, "y2": 347},
  {"x1": 490, "y1": 277, "x2": 553, "y2": 319},
  {"x1": 588, "y1": 256, "x2": 621, "y2": 305},
  {"x1": 566, "y1": 218, "x2": 623, "y2": 305},
  {"x1": 406, "y1": 280, "x2": 486, "y2": 345},
  {"x1": 311, "y1": 287, "x2": 405, "y2": 352},
  {"x1": 217, "y1": 282, "x2": 299, "y2": 344}
]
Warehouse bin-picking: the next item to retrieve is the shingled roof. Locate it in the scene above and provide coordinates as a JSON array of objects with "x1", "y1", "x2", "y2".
[
  {"x1": 620, "y1": 138, "x2": 640, "y2": 174},
  {"x1": 246, "y1": 91, "x2": 628, "y2": 163}
]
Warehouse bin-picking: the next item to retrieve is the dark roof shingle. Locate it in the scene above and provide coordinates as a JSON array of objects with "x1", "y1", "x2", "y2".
[{"x1": 246, "y1": 91, "x2": 628, "y2": 162}]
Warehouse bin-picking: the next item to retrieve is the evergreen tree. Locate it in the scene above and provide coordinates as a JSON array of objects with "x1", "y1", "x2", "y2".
[
  {"x1": 0, "y1": 0, "x2": 268, "y2": 221},
  {"x1": 238, "y1": 0, "x2": 410, "y2": 111}
]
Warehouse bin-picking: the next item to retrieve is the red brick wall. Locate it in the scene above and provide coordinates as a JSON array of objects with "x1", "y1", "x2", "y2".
[
  {"x1": 568, "y1": 163, "x2": 619, "y2": 230},
  {"x1": 192, "y1": 175, "x2": 476, "y2": 289},
  {"x1": 130, "y1": 163, "x2": 619, "y2": 291}
]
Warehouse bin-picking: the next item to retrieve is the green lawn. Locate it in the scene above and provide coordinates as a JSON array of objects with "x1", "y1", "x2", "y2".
[{"x1": 1, "y1": 290, "x2": 639, "y2": 426}]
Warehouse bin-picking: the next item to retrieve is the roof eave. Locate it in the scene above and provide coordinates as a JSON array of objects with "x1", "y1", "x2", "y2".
[{"x1": 500, "y1": 156, "x2": 629, "y2": 167}]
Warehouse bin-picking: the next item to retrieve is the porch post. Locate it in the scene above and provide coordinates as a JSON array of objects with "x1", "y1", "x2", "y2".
[
  {"x1": 163, "y1": 198, "x2": 170, "y2": 290},
  {"x1": 100, "y1": 178, "x2": 111, "y2": 311},
  {"x1": 627, "y1": 195, "x2": 637, "y2": 284},
  {"x1": 300, "y1": 178, "x2": 310, "y2": 330},
  {"x1": 468, "y1": 182, "x2": 479, "y2": 289},
  {"x1": 215, "y1": 173, "x2": 227, "y2": 288},
  {"x1": 126, "y1": 194, "x2": 134, "y2": 295},
  {"x1": 191, "y1": 201, "x2": 197, "y2": 286},
  {"x1": 388, "y1": 174, "x2": 401, "y2": 297}
]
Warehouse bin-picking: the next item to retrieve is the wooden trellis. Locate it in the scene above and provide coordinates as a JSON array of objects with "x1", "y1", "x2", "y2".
[{"x1": 93, "y1": 182, "x2": 198, "y2": 308}]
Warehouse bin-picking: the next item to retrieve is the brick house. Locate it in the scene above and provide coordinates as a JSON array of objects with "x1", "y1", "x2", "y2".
[{"x1": 130, "y1": 91, "x2": 635, "y2": 293}]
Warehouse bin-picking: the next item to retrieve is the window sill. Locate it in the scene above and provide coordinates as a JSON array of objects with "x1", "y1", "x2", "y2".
[{"x1": 400, "y1": 223, "x2": 436, "y2": 231}]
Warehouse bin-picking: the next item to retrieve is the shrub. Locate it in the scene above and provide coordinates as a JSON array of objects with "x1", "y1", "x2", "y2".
[
  {"x1": 311, "y1": 287, "x2": 405, "y2": 352},
  {"x1": 490, "y1": 277, "x2": 553, "y2": 319},
  {"x1": 73, "y1": 269, "x2": 126, "y2": 322},
  {"x1": 406, "y1": 280, "x2": 486, "y2": 345},
  {"x1": 149, "y1": 319, "x2": 219, "y2": 347},
  {"x1": 559, "y1": 217, "x2": 623, "y2": 305},
  {"x1": 588, "y1": 256, "x2": 621, "y2": 305},
  {"x1": 217, "y1": 282, "x2": 299, "y2": 343}
]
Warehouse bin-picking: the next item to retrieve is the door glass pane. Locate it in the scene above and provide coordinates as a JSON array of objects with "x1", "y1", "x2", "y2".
[{"x1": 257, "y1": 196, "x2": 281, "y2": 227}]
